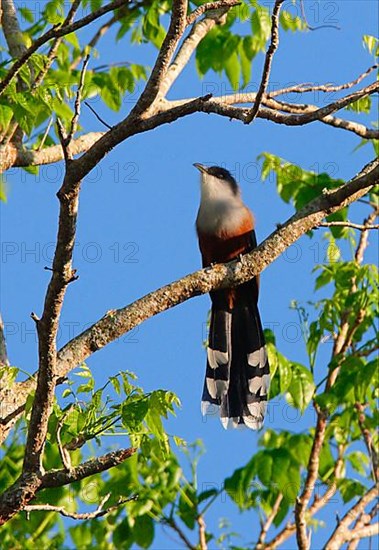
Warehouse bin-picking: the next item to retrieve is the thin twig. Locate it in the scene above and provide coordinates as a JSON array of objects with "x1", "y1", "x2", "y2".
[
  {"x1": 318, "y1": 221, "x2": 379, "y2": 230},
  {"x1": 37, "y1": 117, "x2": 54, "y2": 152},
  {"x1": 24, "y1": 493, "x2": 136, "y2": 520},
  {"x1": 67, "y1": 55, "x2": 90, "y2": 150},
  {"x1": 245, "y1": 0, "x2": 285, "y2": 124},
  {"x1": 355, "y1": 208, "x2": 379, "y2": 264},
  {"x1": 84, "y1": 102, "x2": 113, "y2": 130},
  {"x1": 269, "y1": 64, "x2": 378, "y2": 97},
  {"x1": 256, "y1": 493, "x2": 283, "y2": 548}
]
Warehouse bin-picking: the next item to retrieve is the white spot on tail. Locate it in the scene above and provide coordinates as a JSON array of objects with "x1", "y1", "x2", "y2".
[
  {"x1": 249, "y1": 374, "x2": 271, "y2": 395},
  {"x1": 207, "y1": 348, "x2": 229, "y2": 369},
  {"x1": 206, "y1": 377, "x2": 228, "y2": 399},
  {"x1": 243, "y1": 415, "x2": 263, "y2": 430},
  {"x1": 220, "y1": 416, "x2": 244, "y2": 430},
  {"x1": 247, "y1": 346, "x2": 268, "y2": 368}
]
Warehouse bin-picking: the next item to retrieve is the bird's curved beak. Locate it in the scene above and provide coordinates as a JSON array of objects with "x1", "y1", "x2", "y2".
[{"x1": 193, "y1": 163, "x2": 208, "y2": 174}]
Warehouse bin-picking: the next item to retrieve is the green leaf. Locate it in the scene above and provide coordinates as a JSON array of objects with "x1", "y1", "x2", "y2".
[
  {"x1": 113, "y1": 517, "x2": 133, "y2": 548},
  {"x1": 134, "y1": 514, "x2": 154, "y2": 548},
  {"x1": 224, "y1": 51, "x2": 240, "y2": 90},
  {"x1": 345, "y1": 96, "x2": 371, "y2": 114},
  {"x1": 347, "y1": 451, "x2": 370, "y2": 476},
  {"x1": 0, "y1": 176, "x2": 7, "y2": 203},
  {"x1": 178, "y1": 484, "x2": 197, "y2": 529},
  {"x1": 121, "y1": 397, "x2": 149, "y2": 430},
  {"x1": 338, "y1": 479, "x2": 366, "y2": 503},
  {"x1": 286, "y1": 364, "x2": 315, "y2": 412},
  {"x1": 19, "y1": 7, "x2": 34, "y2": 23},
  {"x1": 363, "y1": 34, "x2": 379, "y2": 56},
  {"x1": 0, "y1": 104, "x2": 13, "y2": 132}
]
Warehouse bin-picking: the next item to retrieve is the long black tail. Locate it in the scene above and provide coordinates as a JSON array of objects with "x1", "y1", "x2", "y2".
[{"x1": 201, "y1": 286, "x2": 270, "y2": 430}]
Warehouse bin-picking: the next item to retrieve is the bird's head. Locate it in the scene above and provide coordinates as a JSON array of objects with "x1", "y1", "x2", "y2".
[{"x1": 193, "y1": 163, "x2": 239, "y2": 199}]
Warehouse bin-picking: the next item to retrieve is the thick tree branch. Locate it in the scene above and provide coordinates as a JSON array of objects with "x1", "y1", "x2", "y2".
[
  {"x1": 347, "y1": 503, "x2": 379, "y2": 550},
  {"x1": 158, "y1": 3, "x2": 235, "y2": 100},
  {"x1": 130, "y1": 0, "x2": 188, "y2": 115},
  {"x1": 2, "y1": 132, "x2": 105, "y2": 171},
  {"x1": 1, "y1": 0, "x2": 26, "y2": 58},
  {"x1": 0, "y1": 447, "x2": 136, "y2": 525},
  {"x1": 245, "y1": 0, "x2": 285, "y2": 124},
  {"x1": 22, "y1": 160, "x2": 83, "y2": 474}
]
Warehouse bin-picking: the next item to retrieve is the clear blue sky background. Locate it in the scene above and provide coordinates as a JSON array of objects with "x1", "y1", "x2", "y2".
[{"x1": 1, "y1": 1, "x2": 378, "y2": 548}]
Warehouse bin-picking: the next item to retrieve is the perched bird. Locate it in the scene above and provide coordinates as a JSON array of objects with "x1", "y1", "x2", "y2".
[{"x1": 194, "y1": 163, "x2": 270, "y2": 430}]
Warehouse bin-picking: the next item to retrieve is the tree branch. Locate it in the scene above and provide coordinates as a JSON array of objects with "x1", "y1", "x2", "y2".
[
  {"x1": 129, "y1": 0, "x2": 188, "y2": 115},
  {"x1": 22, "y1": 157, "x2": 83, "y2": 474},
  {"x1": 1, "y1": 0, "x2": 26, "y2": 58},
  {"x1": 166, "y1": 92, "x2": 379, "y2": 139},
  {"x1": 24, "y1": 492, "x2": 133, "y2": 520},
  {"x1": 324, "y1": 486, "x2": 379, "y2": 550},
  {"x1": 269, "y1": 64, "x2": 378, "y2": 97},
  {"x1": 198, "y1": 515, "x2": 208, "y2": 550},
  {"x1": 187, "y1": 0, "x2": 240, "y2": 25},
  {"x1": 355, "y1": 403, "x2": 379, "y2": 483},
  {"x1": 318, "y1": 221, "x2": 379, "y2": 230},
  {"x1": 295, "y1": 411, "x2": 327, "y2": 550},
  {"x1": 158, "y1": 3, "x2": 236, "y2": 100},
  {"x1": 245, "y1": 0, "x2": 285, "y2": 124},
  {"x1": 0, "y1": 447, "x2": 136, "y2": 525},
  {"x1": 256, "y1": 493, "x2": 283, "y2": 549},
  {"x1": 347, "y1": 503, "x2": 379, "y2": 550}
]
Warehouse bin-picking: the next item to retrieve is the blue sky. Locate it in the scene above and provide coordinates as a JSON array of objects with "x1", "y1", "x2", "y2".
[{"x1": 1, "y1": 1, "x2": 378, "y2": 548}]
